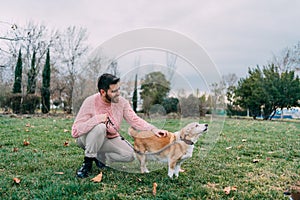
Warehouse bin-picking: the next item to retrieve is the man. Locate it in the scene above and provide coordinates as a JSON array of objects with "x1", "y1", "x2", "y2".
[{"x1": 72, "y1": 73, "x2": 167, "y2": 178}]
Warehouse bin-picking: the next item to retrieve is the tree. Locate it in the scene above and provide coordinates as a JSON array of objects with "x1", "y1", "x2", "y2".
[
  {"x1": 41, "y1": 49, "x2": 51, "y2": 113},
  {"x1": 12, "y1": 49, "x2": 23, "y2": 94},
  {"x1": 53, "y1": 26, "x2": 89, "y2": 114},
  {"x1": 162, "y1": 97, "x2": 179, "y2": 114},
  {"x1": 234, "y1": 64, "x2": 300, "y2": 119},
  {"x1": 27, "y1": 50, "x2": 37, "y2": 94},
  {"x1": 132, "y1": 74, "x2": 138, "y2": 112},
  {"x1": 140, "y1": 72, "x2": 170, "y2": 116},
  {"x1": 180, "y1": 94, "x2": 199, "y2": 117},
  {"x1": 277, "y1": 70, "x2": 300, "y2": 117},
  {"x1": 235, "y1": 67, "x2": 267, "y2": 119},
  {"x1": 11, "y1": 49, "x2": 23, "y2": 113},
  {"x1": 210, "y1": 80, "x2": 226, "y2": 115}
]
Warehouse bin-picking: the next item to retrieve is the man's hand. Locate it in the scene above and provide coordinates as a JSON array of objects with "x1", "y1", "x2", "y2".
[
  {"x1": 152, "y1": 128, "x2": 168, "y2": 137},
  {"x1": 98, "y1": 113, "x2": 108, "y2": 123}
]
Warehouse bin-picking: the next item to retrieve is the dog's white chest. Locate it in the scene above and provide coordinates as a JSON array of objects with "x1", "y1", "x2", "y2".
[{"x1": 182, "y1": 145, "x2": 194, "y2": 159}]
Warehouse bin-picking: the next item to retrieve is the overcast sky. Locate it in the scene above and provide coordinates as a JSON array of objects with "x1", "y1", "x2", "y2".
[{"x1": 1, "y1": 0, "x2": 300, "y2": 80}]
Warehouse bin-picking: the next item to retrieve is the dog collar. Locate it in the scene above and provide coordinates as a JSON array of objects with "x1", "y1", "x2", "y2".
[{"x1": 181, "y1": 138, "x2": 194, "y2": 145}]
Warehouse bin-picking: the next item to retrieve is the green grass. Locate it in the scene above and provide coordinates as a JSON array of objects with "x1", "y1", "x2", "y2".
[{"x1": 0, "y1": 115, "x2": 299, "y2": 199}]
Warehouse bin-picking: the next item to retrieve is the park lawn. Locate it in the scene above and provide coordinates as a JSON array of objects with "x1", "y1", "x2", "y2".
[{"x1": 0, "y1": 115, "x2": 299, "y2": 199}]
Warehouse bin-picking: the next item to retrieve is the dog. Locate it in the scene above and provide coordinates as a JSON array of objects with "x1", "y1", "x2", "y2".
[{"x1": 128, "y1": 122, "x2": 208, "y2": 178}]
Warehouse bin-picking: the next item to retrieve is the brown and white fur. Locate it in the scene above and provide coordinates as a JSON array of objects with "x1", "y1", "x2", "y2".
[{"x1": 128, "y1": 122, "x2": 208, "y2": 178}]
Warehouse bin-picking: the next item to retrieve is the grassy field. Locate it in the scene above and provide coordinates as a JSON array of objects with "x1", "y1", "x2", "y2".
[{"x1": 0, "y1": 115, "x2": 299, "y2": 199}]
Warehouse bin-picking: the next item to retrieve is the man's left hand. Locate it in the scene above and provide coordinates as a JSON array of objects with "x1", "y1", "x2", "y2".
[{"x1": 152, "y1": 128, "x2": 168, "y2": 137}]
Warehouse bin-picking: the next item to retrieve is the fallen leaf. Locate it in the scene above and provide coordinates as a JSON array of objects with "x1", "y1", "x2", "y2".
[
  {"x1": 207, "y1": 182, "x2": 219, "y2": 189},
  {"x1": 63, "y1": 129, "x2": 69, "y2": 133},
  {"x1": 25, "y1": 123, "x2": 31, "y2": 127},
  {"x1": 13, "y1": 147, "x2": 19, "y2": 152},
  {"x1": 224, "y1": 186, "x2": 237, "y2": 195},
  {"x1": 23, "y1": 140, "x2": 30, "y2": 146},
  {"x1": 252, "y1": 159, "x2": 259, "y2": 163},
  {"x1": 179, "y1": 168, "x2": 185, "y2": 173},
  {"x1": 224, "y1": 186, "x2": 231, "y2": 195},
  {"x1": 231, "y1": 186, "x2": 238, "y2": 191},
  {"x1": 226, "y1": 146, "x2": 232, "y2": 150},
  {"x1": 54, "y1": 172, "x2": 64, "y2": 175},
  {"x1": 91, "y1": 172, "x2": 103, "y2": 183},
  {"x1": 152, "y1": 182, "x2": 158, "y2": 196},
  {"x1": 13, "y1": 177, "x2": 21, "y2": 184},
  {"x1": 242, "y1": 139, "x2": 247, "y2": 142},
  {"x1": 63, "y1": 141, "x2": 69, "y2": 147}
]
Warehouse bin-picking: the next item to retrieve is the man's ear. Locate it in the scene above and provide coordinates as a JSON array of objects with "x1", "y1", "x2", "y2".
[{"x1": 100, "y1": 89, "x2": 106, "y2": 95}]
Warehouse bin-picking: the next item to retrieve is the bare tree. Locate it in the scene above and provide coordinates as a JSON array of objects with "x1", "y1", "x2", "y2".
[
  {"x1": 53, "y1": 26, "x2": 89, "y2": 114},
  {"x1": 166, "y1": 52, "x2": 177, "y2": 83},
  {"x1": 210, "y1": 81, "x2": 226, "y2": 114},
  {"x1": 72, "y1": 54, "x2": 106, "y2": 114},
  {"x1": 3, "y1": 21, "x2": 58, "y2": 94},
  {"x1": 271, "y1": 42, "x2": 300, "y2": 73}
]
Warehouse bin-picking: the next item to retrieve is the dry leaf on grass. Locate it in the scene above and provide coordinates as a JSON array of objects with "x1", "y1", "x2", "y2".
[
  {"x1": 13, "y1": 177, "x2": 21, "y2": 184},
  {"x1": 179, "y1": 168, "x2": 185, "y2": 173},
  {"x1": 226, "y1": 146, "x2": 232, "y2": 150},
  {"x1": 207, "y1": 182, "x2": 219, "y2": 189},
  {"x1": 63, "y1": 141, "x2": 69, "y2": 147},
  {"x1": 224, "y1": 186, "x2": 237, "y2": 195},
  {"x1": 63, "y1": 129, "x2": 69, "y2": 133},
  {"x1": 91, "y1": 172, "x2": 103, "y2": 183},
  {"x1": 23, "y1": 140, "x2": 30, "y2": 146},
  {"x1": 252, "y1": 159, "x2": 260, "y2": 163},
  {"x1": 13, "y1": 147, "x2": 19, "y2": 152},
  {"x1": 54, "y1": 172, "x2": 64, "y2": 175},
  {"x1": 152, "y1": 182, "x2": 158, "y2": 196}
]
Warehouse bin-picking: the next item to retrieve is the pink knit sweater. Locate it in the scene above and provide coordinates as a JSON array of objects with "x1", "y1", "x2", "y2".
[{"x1": 71, "y1": 93, "x2": 155, "y2": 138}]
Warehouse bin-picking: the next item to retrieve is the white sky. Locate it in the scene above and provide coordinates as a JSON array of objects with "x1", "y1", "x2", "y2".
[{"x1": 1, "y1": 0, "x2": 300, "y2": 80}]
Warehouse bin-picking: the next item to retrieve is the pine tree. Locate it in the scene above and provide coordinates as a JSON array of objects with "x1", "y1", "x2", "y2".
[
  {"x1": 41, "y1": 49, "x2": 51, "y2": 113},
  {"x1": 132, "y1": 74, "x2": 138, "y2": 112},
  {"x1": 27, "y1": 50, "x2": 37, "y2": 94},
  {"x1": 12, "y1": 49, "x2": 23, "y2": 94}
]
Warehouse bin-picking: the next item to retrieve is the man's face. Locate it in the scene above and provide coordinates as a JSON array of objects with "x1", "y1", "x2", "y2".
[{"x1": 103, "y1": 83, "x2": 120, "y2": 103}]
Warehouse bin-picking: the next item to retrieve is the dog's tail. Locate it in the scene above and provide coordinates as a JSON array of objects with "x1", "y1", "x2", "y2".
[{"x1": 128, "y1": 127, "x2": 139, "y2": 137}]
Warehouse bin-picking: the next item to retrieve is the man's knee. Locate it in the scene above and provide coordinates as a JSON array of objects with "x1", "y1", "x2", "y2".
[{"x1": 91, "y1": 124, "x2": 107, "y2": 135}]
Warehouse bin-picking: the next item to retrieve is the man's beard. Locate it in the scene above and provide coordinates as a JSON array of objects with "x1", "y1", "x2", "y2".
[{"x1": 105, "y1": 93, "x2": 119, "y2": 103}]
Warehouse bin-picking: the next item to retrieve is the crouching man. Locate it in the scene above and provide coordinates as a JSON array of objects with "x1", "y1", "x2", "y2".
[{"x1": 71, "y1": 73, "x2": 167, "y2": 178}]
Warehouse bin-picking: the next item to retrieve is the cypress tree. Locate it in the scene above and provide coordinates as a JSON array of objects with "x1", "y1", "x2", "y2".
[
  {"x1": 12, "y1": 49, "x2": 23, "y2": 94},
  {"x1": 27, "y1": 50, "x2": 37, "y2": 94},
  {"x1": 41, "y1": 49, "x2": 51, "y2": 113},
  {"x1": 132, "y1": 74, "x2": 138, "y2": 112}
]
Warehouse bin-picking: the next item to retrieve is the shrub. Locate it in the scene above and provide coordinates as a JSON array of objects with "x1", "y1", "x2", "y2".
[
  {"x1": 10, "y1": 93, "x2": 22, "y2": 114},
  {"x1": 21, "y1": 94, "x2": 40, "y2": 114}
]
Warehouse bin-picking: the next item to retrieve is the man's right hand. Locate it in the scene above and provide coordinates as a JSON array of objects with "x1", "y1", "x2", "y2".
[{"x1": 98, "y1": 113, "x2": 108, "y2": 123}]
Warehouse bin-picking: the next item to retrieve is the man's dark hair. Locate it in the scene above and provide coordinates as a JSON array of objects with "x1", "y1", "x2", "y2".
[{"x1": 97, "y1": 73, "x2": 120, "y2": 92}]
